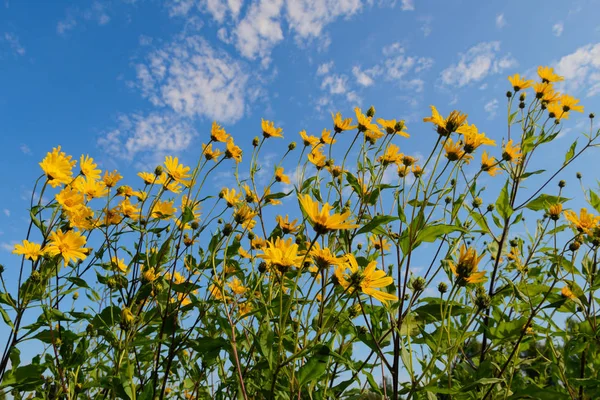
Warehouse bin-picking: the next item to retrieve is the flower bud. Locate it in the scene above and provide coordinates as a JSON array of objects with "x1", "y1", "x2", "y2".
[
  {"x1": 438, "y1": 282, "x2": 448, "y2": 294},
  {"x1": 445, "y1": 196, "x2": 452, "y2": 204},
  {"x1": 576, "y1": 172, "x2": 582, "y2": 179},
  {"x1": 519, "y1": 102, "x2": 525, "y2": 109},
  {"x1": 472, "y1": 197, "x2": 483, "y2": 208},
  {"x1": 509, "y1": 239, "x2": 518, "y2": 247},
  {"x1": 154, "y1": 165, "x2": 163, "y2": 176},
  {"x1": 558, "y1": 180, "x2": 566, "y2": 188},
  {"x1": 474, "y1": 286, "x2": 491, "y2": 310},
  {"x1": 73, "y1": 292, "x2": 79, "y2": 300},
  {"x1": 252, "y1": 137, "x2": 260, "y2": 147},
  {"x1": 486, "y1": 204, "x2": 495, "y2": 212},
  {"x1": 357, "y1": 243, "x2": 363, "y2": 250},
  {"x1": 222, "y1": 223, "x2": 233, "y2": 236},
  {"x1": 288, "y1": 142, "x2": 296, "y2": 151},
  {"x1": 506, "y1": 91, "x2": 512, "y2": 98},
  {"x1": 258, "y1": 262, "x2": 268, "y2": 273},
  {"x1": 589, "y1": 113, "x2": 595, "y2": 119},
  {"x1": 411, "y1": 277, "x2": 426, "y2": 292},
  {"x1": 366, "y1": 106, "x2": 376, "y2": 118},
  {"x1": 190, "y1": 221, "x2": 199, "y2": 230}
]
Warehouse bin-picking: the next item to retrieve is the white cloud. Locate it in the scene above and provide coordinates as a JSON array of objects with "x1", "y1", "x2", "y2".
[
  {"x1": 321, "y1": 74, "x2": 348, "y2": 94},
  {"x1": 135, "y1": 35, "x2": 250, "y2": 122},
  {"x1": 1, "y1": 242, "x2": 13, "y2": 252},
  {"x1": 286, "y1": 0, "x2": 361, "y2": 40},
  {"x1": 234, "y1": 0, "x2": 284, "y2": 65},
  {"x1": 352, "y1": 65, "x2": 378, "y2": 87},
  {"x1": 57, "y1": 16, "x2": 77, "y2": 34},
  {"x1": 496, "y1": 13, "x2": 506, "y2": 29},
  {"x1": 98, "y1": 112, "x2": 197, "y2": 162},
  {"x1": 3, "y1": 209, "x2": 9, "y2": 217},
  {"x1": 553, "y1": 22, "x2": 564, "y2": 37},
  {"x1": 484, "y1": 99, "x2": 499, "y2": 119},
  {"x1": 418, "y1": 15, "x2": 432, "y2": 37},
  {"x1": 440, "y1": 41, "x2": 517, "y2": 87},
  {"x1": 2, "y1": 32, "x2": 25, "y2": 56},
  {"x1": 381, "y1": 44, "x2": 432, "y2": 91},
  {"x1": 317, "y1": 61, "x2": 334, "y2": 76},
  {"x1": 57, "y1": 1, "x2": 114, "y2": 35},
  {"x1": 20, "y1": 144, "x2": 31, "y2": 155},
  {"x1": 168, "y1": 0, "x2": 243, "y2": 21},
  {"x1": 139, "y1": 35, "x2": 153, "y2": 46},
  {"x1": 555, "y1": 43, "x2": 600, "y2": 97},
  {"x1": 400, "y1": 0, "x2": 414, "y2": 11}
]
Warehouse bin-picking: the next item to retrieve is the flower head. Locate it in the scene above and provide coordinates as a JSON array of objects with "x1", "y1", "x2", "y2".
[
  {"x1": 355, "y1": 107, "x2": 382, "y2": 134},
  {"x1": 111, "y1": 256, "x2": 128, "y2": 273},
  {"x1": 225, "y1": 137, "x2": 242, "y2": 163},
  {"x1": 308, "y1": 146, "x2": 327, "y2": 169},
  {"x1": 80, "y1": 155, "x2": 101, "y2": 181},
  {"x1": 299, "y1": 194, "x2": 358, "y2": 234},
  {"x1": 221, "y1": 188, "x2": 242, "y2": 207},
  {"x1": 332, "y1": 112, "x2": 356, "y2": 133},
  {"x1": 210, "y1": 121, "x2": 229, "y2": 142},
  {"x1": 45, "y1": 229, "x2": 88, "y2": 266},
  {"x1": 334, "y1": 254, "x2": 398, "y2": 304},
  {"x1": 559, "y1": 94, "x2": 584, "y2": 113},
  {"x1": 537, "y1": 66, "x2": 564, "y2": 83},
  {"x1": 164, "y1": 156, "x2": 192, "y2": 186},
  {"x1": 257, "y1": 237, "x2": 304, "y2": 273},
  {"x1": 320, "y1": 129, "x2": 336, "y2": 145},
  {"x1": 102, "y1": 170, "x2": 122, "y2": 188},
  {"x1": 202, "y1": 143, "x2": 222, "y2": 162},
  {"x1": 508, "y1": 74, "x2": 533, "y2": 92},
  {"x1": 299, "y1": 130, "x2": 320, "y2": 147},
  {"x1": 378, "y1": 143, "x2": 402, "y2": 166},
  {"x1": 481, "y1": 151, "x2": 501, "y2": 176},
  {"x1": 151, "y1": 200, "x2": 177, "y2": 219},
  {"x1": 564, "y1": 208, "x2": 600, "y2": 234},
  {"x1": 548, "y1": 102, "x2": 569, "y2": 121},
  {"x1": 261, "y1": 119, "x2": 283, "y2": 139},
  {"x1": 456, "y1": 123, "x2": 496, "y2": 153},
  {"x1": 275, "y1": 167, "x2": 290, "y2": 184},
  {"x1": 377, "y1": 118, "x2": 409, "y2": 138},
  {"x1": 39, "y1": 146, "x2": 77, "y2": 187},
  {"x1": 449, "y1": 245, "x2": 486, "y2": 286},
  {"x1": 276, "y1": 214, "x2": 300, "y2": 234},
  {"x1": 13, "y1": 240, "x2": 43, "y2": 261},
  {"x1": 502, "y1": 140, "x2": 522, "y2": 163},
  {"x1": 444, "y1": 138, "x2": 470, "y2": 163},
  {"x1": 423, "y1": 106, "x2": 468, "y2": 136}
]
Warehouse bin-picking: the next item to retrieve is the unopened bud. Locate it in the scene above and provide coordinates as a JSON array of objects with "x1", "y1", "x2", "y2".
[
  {"x1": 487, "y1": 204, "x2": 495, "y2": 212},
  {"x1": 506, "y1": 91, "x2": 512, "y2": 98},
  {"x1": 288, "y1": 142, "x2": 296, "y2": 151},
  {"x1": 412, "y1": 277, "x2": 426, "y2": 292},
  {"x1": 252, "y1": 137, "x2": 260, "y2": 147},
  {"x1": 154, "y1": 165, "x2": 163, "y2": 176},
  {"x1": 438, "y1": 282, "x2": 448, "y2": 294},
  {"x1": 222, "y1": 223, "x2": 233, "y2": 236},
  {"x1": 558, "y1": 180, "x2": 566, "y2": 188},
  {"x1": 576, "y1": 172, "x2": 582, "y2": 179},
  {"x1": 366, "y1": 106, "x2": 376, "y2": 118}
]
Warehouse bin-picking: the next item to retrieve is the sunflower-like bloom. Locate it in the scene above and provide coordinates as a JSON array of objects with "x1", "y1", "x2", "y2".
[
  {"x1": 45, "y1": 229, "x2": 88, "y2": 266},
  {"x1": 111, "y1": 256, "x2": 128, "y2": 273},
  {"x1": 547, "y1": 102, "x2": 569, "y2": 121},
  {"x1": 308, "y1": 146, "x2": 327, "y2": 169},
  {"x1": 177, "y1": 195, "x2": 202, "y2": 230},
  {"x1": 164, "y1": 156, "x2": 192, "y2": 186},
  {"x1": 233, "y1": 204, "x2": 257, "y2": 226},
  {"x1": 298, "y1": 194, "x2": 358, "y2": 234},
  {"x1": 39, "y1": 146, "x2": 77, "y2": 188},
  {"x1": 299, "y1": 130, "x2": 320, "y2": 147},
  {"x1": 332, "y1": 112, "x2": 356, "y2": 133},
  {"x1": 397, "y1": 165, "x2": 410, "y2": 178},
  {"x1": 261, "y1": 119, "x2": 283, "y2": 139},
  {"x1": 507, "y1": 74, "x2": 533, "y2": 92},
  {"x1": 364, "y1": 129, "x2": 384, "y2": 145},
  {"x1": 56, "y1": 186, "x2": 85, "y2": 211},
  {"x1": 320, "y1": 129, "x2": 336, "y2": 145},
  {"x1": 564, "y1": 208, "x2": 600, "y2": 234},
  {"x1": 13, "y1": 240, "x2": 43, "y2": 261},
  {"x1": 481, "y1": 151, "x2": 501, "y2": 176},
  {"x1": 221, "y1": 188, "x2": 242, "y2": 207},
  {"x1": 355, "y1": 107, "x2": 382, "y2": 134},
  {"x1": 202, "y1": 143, "x2": 222, "y2": 162},
  {"x1": 309, "y1": 242, "x2": 342, "y2": 269},
  {"x1": 227, "y1": 277, "x2": 247, "y2": 296},
  {"x1": 100, "y1": 207, "x2": 123, "y2": 226},
  {"x1": 102, "y1": 170, "x2": 122, "y2": 188},
  {"x1": 118, "y1": 198, "x2": 141, "y2": 220},
  {"x1": 444, "y1": 138, "x2": 470, "y2": 163},
  {"x1": 449, "y1": 245, "x2": 486, "y2": 286},
  {"x1": 548, "y1": 203, "x2": 562, "y2": 221},
  {"x1": 502, "y1": 140, "x2": 522, "y2": 163},
  {"x1": 369, "y1": 235, "x2": 391, "y2": 252},
  {"x1": 276, "y1": 214, "x2": 300, "y2": 234},
  {"x1": 559, "y1": 94, "x2": 584, "y2": 113},
  {"x1": 257, "y1": 237, "x2": 305, "y2": 273},
  {"x1": 542, "y1": 87, "x2": 561, "y2": 104},
  {"x1": 533, "y1": 82, "x2": 552, "y2": 99},
  {"x1": 456, "y1": 123, "x2": 496, "y2": 153},
  {"x1": 561, "y1": 286, "x2": 577, "y2": 300},
  {"x1": 378, "y1": 143, "x2": 402, "y2": 165},
  {"x1": 138, "y1": 172, "x2": 156, "y2": 185},
  {"x1": 250, "y1": 236, "x2": 267, "y2": 250},
  {"x1": 423, "y1": 106, "x2": 467, "y2": 136},
  {"x1": 242, "y1": 183, "x2": 258, "y2": 203},
  {"x1": 151, "y1": 200, "x2": 177, "y2": 219},
  {"x1": 210, "y1": 121, "x2": 229, "y2": 142},
  {"x1": 225, "y1": 137, "x2": 242, "y2": 163},
  {"x1": 537, "y1": 66, "x2": 564, "y2": 83},
  {"x1": 377, "y1": 118, "x2": 409, "y2": 138},
  {"x1": 412, "y1": 165, "x2": 423, "y2": 178},
  {"x1": 141, "y1": 266, "x2": 158, "y2": 282},
  {"x1": 74, "y1": 177, "x2": 108, "y2": 200},
  {"x1": 334, "y1": 254, "x2": 398, "y2": 304},
  {"x1": 80, "y1": 155, "x2": 101, "y2": 181},
  {"x1": 275, "y1": 167, "x2": 290, "y2": 184},
  {"x1": 66, "y1": 204, "x2": 95, "y2": 230}
]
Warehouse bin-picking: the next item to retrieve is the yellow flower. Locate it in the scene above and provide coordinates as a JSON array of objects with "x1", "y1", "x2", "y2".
[
  {"x1": 275, "y1": 167, "x2": 290, "y2": 184},
  {"x1": 141, "y1": 266, "x2": 157, "y2": 282},
  {"x1": 320, "y1": 129, "x2": 336, "y2": 145},
  {"x1": 298, "y1": 194, "x2": 359, "y2": 234},
  {"x1": 412, "y1": 165, "x2": 423, "y2": 178},
  {"x1": 456, "y1": 123, "x2": 496, "y2": 153},
  {"x1": 332, "y1": 112, "x2": 356, "y2": 133},
  {"x1": 151, "y1": 200, "x2": 177, "y2": 219},
  {"x1": 210, "y1": 121, "x2": 229, "y2": 142},
  {"x1": 376, "y1": 118, "x2": 409, "y2": 138},
  {"x1": 242, "y1": 184, "x2": 258, "y2": 203},
  {"x1": 299, "y1": 130, "x2": 320, "y2": 147},
  {"x1": 537, "y1": 66, "x2": 564, "y2": 83},
  {"x1": 117, "y1": 185, "x2": 134, "y2": 197},
  {"x1": 250, "y1": 236, "x2": 267, "y2": 250},
  {"x1": 378, "y1": 143, "x2": 402, "y2": 165},
  {"x1": 227, "y1": 277, "x2": 247, "y2": 296},
  {"x1": 261, "y1": 119, "x2": 283, "y2": 138},
  {"x1": 138, "y1": 172, "x2": 156, "y2": 185},
  {"x1": 239, "y1": 247, "x2": 252, "y2": 259},
  {"x1": 309, "y1": 242, "x2": 341, "y2": 269},
  {"x1": 561, "y1": 286, "x2": 577, "y2": 300},
  {"x1": 121, "y1": 307, "x2": 135, "y2": 325},
  {"x1": 444, "y1": 138, "x2": 469, "y2": 163},
  {"x1": 221, "y1": 188, "x2": 242, "y2": 207},
  {"x1": 156, "y1": 174, "x2": 182, "y2": 193},
  {"x1": 397, "y1": 165, "x2": 409, "y2": 178},
  {"x1": 542, "y1": 87, "x2": 561, "y2": 104},
  {"x1": 55, "y1": 186, "x2": 85, "y2": 211},
  {"x1": 355, "y1": 107, "x2": 382, "y2": 134},
  {"x1": 202, "y1": 143, "x2": 222, "y2": 162},
  {"x1": 481, "y1": 151, "x2": 501, "y2": 176},
  {"x1": 448, "y1": 245, "x2": 486, "y2": 286},
  {"x1": 548, "y1": 203, "x2": 563, "y2": 221},
  {"x1": 547, "y1": 102, "x2": 569, "y2": 121},
  {"x1": 45, "y1": 229, "x2": 88, "y2": 265},
  {"x1": 334, "y1": 254, "x2": 398, "y2": 304},
  {"x1": 369, "y1": 235, "x2": 391, "y2": 252},
  {"x1": 308, "y1": 146, "x2": 326, "y2": 169},
  {"x1": 79, "y1": 155, "x2": 101, "y2": 181},
  {"x1": 74, "y1": 177, "x2": 108, "y2": 200},
  {"x1": 257, "y1": 237, "x2": 305, "y2": 273},
  {"x1": 100, "y1": 207, "x2": 123, "y2": 226},
  {"x1": 225, "y1": 137, "x2": 242, "y2": 163},
  {"x1": 233, "y1": 204, "x2": 257, "y2": 226},
  {"x1": 66, "y1": 204, "x2": 95, "y2": 230},
  {"x1": 111, "y1": 256, "x2": 128, "y2": 273},
  {"x1": 276, "y1": 215, "x2": 300, "y2": 234},
  {"x1": 533, "y1": 82, "x2": 552, "y2": 99},
  {"x1": 559, "y1": 94, "x2": 584, "y2": 113},
  {"x1": 39, "y1": 146, "x2": 77, "y2": 188},
  {"x1": 564, "y1": 208, "x2": 600, "y2": 234},
  {"x1": 118, "y1": 198, "x2": 141, "y2": 220},
  {"x1": 364, "y1": 129, "x2": 384, "y2": 144},
  {"x1": 238, "y1": 301, "x2": 253, "y2": 317},
  {"x1": 502, "y1": 140, "x2": 522, "y2": 163},
  {"x1": 423, "y1": 106, "x2": 467, "y2": 136},
  {"x1": 13, "y1": 240, "x2": 43, "y2": 261},
  {"x1": 164, "y1": 156, "x2": 192, "y2": 186},
  {"x1": 177, "y1": 195, "x2": 202, "y2": 230},
  {"x1": 508, "y1": 74, "x2": 533, "y2": 92},
  {"x1": 102, "y1": 170, "x2": 122, "y2": 188}
]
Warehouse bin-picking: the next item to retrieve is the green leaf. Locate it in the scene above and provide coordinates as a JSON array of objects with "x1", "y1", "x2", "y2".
[
  {"x1": 524, "y1": 194, "x2": 570, "y2": 211},
  {"x1": 297, "y1": 344, "x2": 331, "y2": 388},
  {"x1": 495, "y1": 183, "x2": 513, "y2": 220},
  {"x1": 356, "y1": 215, "x2": 398, "y2": 235},
  {"x1": 564, "y1": 139, "x2": 577, "y2": 165},
  {"x1": 416, "y1": 224, "x2": 466, "y2": 243},
  {"x1": 589, "y1": 190, "x2": 600, "y2": 214},
  {"x1": 508, "y1": 111, "x2": 518, "y2": 125},
  {"x1": 0, "y1": 307, "x2": 13, "y2": 328}
]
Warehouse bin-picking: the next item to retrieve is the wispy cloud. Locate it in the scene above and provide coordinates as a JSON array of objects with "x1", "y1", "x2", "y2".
[
  {"x1": 484, "y1": 99, "x2": 499, "y2": 119},
  {"x1": 555, "y1": 42, "x2": 600, "y2": 97},
  {"x1": 495, "y1": 14, "x2": 506, "y2": 29},
  {"x1": 57, "y1": 1, "x2": 113, "y2": 35},
  {"x1": 3, "y1": 209, "x2": 9, "y2": 217},
  {"x1": 552, "y1": 22, "x2": 564, "y2": 37},
  {"x1": 20, "y1": 144, "x2": 31, "y2": 155},
  {"x1": 2, "y1": 32, "x2": 25, "y2": 56}
]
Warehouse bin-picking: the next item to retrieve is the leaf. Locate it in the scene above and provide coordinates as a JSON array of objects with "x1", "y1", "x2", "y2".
[
  {"x1": 524, "y1": 194, "x2": 570, "y2": 211},
  {"x1": 564, "y1": 139, "x2": 577, "y2": 165},
  {"x1": 297, "y1": 344, "x2": 331, "y2": 388},
  {"x1": 589, "y1": 190, "x2": 600, "y2": 214},
  {"x1": 495, "y1": 183, "x2": 513, "y2": 220},
  {"x1": 508, "y1": 111, "x2": 518, "y2": 125},
  {"x1": 416, "y1": 224, "x2": 466, "y2": 243},
  {"x1": 356, "y1": 216, "x2": 398, "y2": 235},
  {"x1": 0, "y1": 307, "x2": 13, "y2": 328}
]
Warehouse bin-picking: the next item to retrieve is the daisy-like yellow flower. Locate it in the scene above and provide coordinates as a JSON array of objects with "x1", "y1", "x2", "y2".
[
  {"x1": 308, "y1": 146, "x2": 327, "y2": 169},
  {"x1": 233, "y1": 204, "x2": 257, "y2": 226},
  {"x1": 238, "y1": 301, "x2": 253, "y2": 317},
  {"x1": 309, "y1": 242, "x2": 341, "y2": 270},
  {"x1": 100, "y1": 207, "x2": 123, "y2": 226},
  {"x1": 502, "y1": 140, "x2": 522, "y2": 163},
  {"x1": 45, "y1": 229, "x2": 88, "y2": 265},
  {"x1": 397, "y1": 165, "x2": 410, "y2": 178},
  {"x1": 151, "y1": 200, "x2": 177, "y2": 219},
  {"x1": 66, "y1": 204, "x2": 95, "y2": 230},
  {"x1": 355, "y1": 107, "x2": 382, "y2": 134},
  {"x1": 533, "y1": 82, "x2": 552, "y2": 99},
  {"x1": 79, "y1": 155, "x2": 101, "y2": 181},
  {"x1": 118, "y1": 198, "x2": 140, "y2": 220},
  {"x1": 298, "y1": 194, "x2": 359, "y2": 234},
  {"x1": 377, "y1": 118, "x2": 409, "y2": 138},
  {"x1": 275, "y1": 167, "x2": 290, "y2": 184},
  {"x1": 202, "y1": 143, "x2": 222, "y2": 162},
  {"x1": 239, "y1": 247, "x2": 252, "y2": 259},
  {"x1": 332, "y1": 112, "x2": 356, "y2": 133},
  {"x1": 327, "y1": 164, "x2": 344, "y2": 179},
  {"x1": 13, "y1": 240, "x2": 43, "y2": 261},
  {"x1": 164, "y1": 156, "x2": 192, "y2": 186},
  {"x1": 227, "y1": 277, "x2": 247, "y2": 296},
  {"x1": 508, "y1": 73, "x2": 533, "y2": 92},
  {"x1": 157, "y1": 174, "x2": 182, "y2": 193},
  {"x1": 111, "y1": 256, "x2": 128, "y2": 273},
  {"x1": 364, "y1": 129, "x2": 384, "y2": 145},
  {"x1": 448, "y1": 245, "x2": 486, "y2": 286},
  {"x1": 242, "y1": 183, "x2": 258, "y2": 203},
  {"x1": 138, "y1": 172, "x2": 156, "y2": 185},
  {"x1": 561, "y1": 286, "x2": 577, "y2": 300},
  {"x1": 56, "y1": 186, "x2": 85, "y2": 211},
  {"x1": 320, "y1": 129, "x2": 336, "y2": 145},
  {"x1": 412, "y1": 165, "x2": 423, "y2": 178},
  {"x1": 547, "y1": 102, "x2": 569, "y2": 121},
  {"x1": 481, "y1": 151, "x2": 501, "y2": 176},
  {"x1": 141, "y1": 266, "x2": 158, "y2": 282},
  {"x1": 299, "y1": 130, "x2": 320, "y2": 147},
  {"x1": 444, "y1": 138, "x2": 470, "y2": 163},
  {"x1": 261, "y1": 119, "x2": 283, "y2": 139},
  {"x1": 276, "y1": 214, "x2": 300, "y2": 234},
  {"x1": 102, "y1": 170, "x2": 122, "y2": 188},
  {"x1": 221, "y1": 188, "x2": 242, "y2": 207},
  {"x1": 559, "y1": 94, "x2": 584, "y2": 113},
  {"x1": 378, "y1": 143, "x2": 402, "y2": 166},
  {"x1": 257, "y1": 237, "x2": 305, "y2": 273},
  {"x1": 225, "y1": 137, "x2": 242, "y2": 163},
  {"x1": 250, "y1": 236, "x2": 267, "y2": 250},
  {"x1": 39, "y1": 146, "x2": 77, "y2": 188},
  {"x1": 334, "y1": 254, "x2": 398, "y2": 304},
  {"x1": 542, "y1": 87, "x2": 561, "y2": 104},
  {"x1": 564, "y1": 208, "x2": 600, "y2": 234},
  {"x1": 74, "y1": 177, "x2": 108, "y2": 200},
  {"x1": 456, "y1": 123, "x2": 496, "y2": 153},
  {"x1": 369, "y1": 235, "x2": 391, "y2": 252},
  {"x1": 548, "y1": 203, "x2": 563, "y2": 221},
  {"x1": 537, "y1": 66, "x2": 564, "y2": 83},
  {"x1": 210, "y1": 121, "x2": 229, "y2": 142},
  {"x1": 423, "y1": 106, "x2": 468, "y2": 136}
]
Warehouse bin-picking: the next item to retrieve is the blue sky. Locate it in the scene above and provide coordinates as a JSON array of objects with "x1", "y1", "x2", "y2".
[{"x1": 1, "y1": 0, "x2": 600, "y2": 266}]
